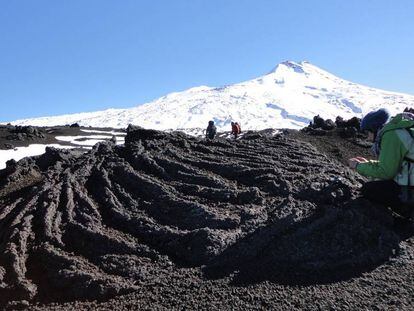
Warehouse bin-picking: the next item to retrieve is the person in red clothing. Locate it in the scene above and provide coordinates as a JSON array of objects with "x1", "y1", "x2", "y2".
[
  {"x1": 231, "y1": 122, "x2": 239, "y2": 139},
  {"x1": 235, "y1": 122, "x2": 241, "y2": 136}
]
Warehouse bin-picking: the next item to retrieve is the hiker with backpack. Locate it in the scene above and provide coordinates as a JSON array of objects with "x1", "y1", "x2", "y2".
[
  {"x1": 231, "y1": 122, "x2": 241, "y2": 139},
  {"x1": 206, "y1": 120, "x2": 217, "y2": 140},
  {"x1": 348, "y1": 108, "x2": 414, "y2": 218},
  {"x1": 235, "y1": 122, "x2": 241, "y2": 137}
]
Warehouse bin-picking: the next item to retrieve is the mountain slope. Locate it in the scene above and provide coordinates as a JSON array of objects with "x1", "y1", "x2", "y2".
[{"x1": 10, "y1": 61, "x2": 414, "y2": 131}]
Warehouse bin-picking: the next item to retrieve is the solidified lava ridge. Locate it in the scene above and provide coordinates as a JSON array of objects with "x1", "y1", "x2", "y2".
[{"x1": 0, "y1": 127, "x2": 400, "y2": 305}]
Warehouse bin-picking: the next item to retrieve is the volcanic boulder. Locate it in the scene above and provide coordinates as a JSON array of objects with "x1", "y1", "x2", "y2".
[
  {"x1": 305, "y1": 115, "x2": 361, "y2": 138},
  {"x1": 5, "y1": 126, "x2": 46, "y2": 141}
]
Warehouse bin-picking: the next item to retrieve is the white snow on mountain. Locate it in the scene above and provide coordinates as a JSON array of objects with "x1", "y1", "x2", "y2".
[{"x1": 9, "y1": 61, "x2": 414, "y2": 131}]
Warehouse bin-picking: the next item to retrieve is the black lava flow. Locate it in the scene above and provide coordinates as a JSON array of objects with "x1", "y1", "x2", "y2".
[{"x1": 0, "y1": 126, "x2": 402, "y2": 306}]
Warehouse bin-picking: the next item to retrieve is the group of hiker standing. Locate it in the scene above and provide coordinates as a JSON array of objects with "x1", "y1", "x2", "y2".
[{"x1": 205, "y1": 120, "x2": 241, "y2": 140}]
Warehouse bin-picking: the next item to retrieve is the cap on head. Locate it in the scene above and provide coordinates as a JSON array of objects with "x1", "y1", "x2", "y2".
[
  {"x1": 209, "y1": 120, "x2": 214, "y2": 125},
  {"x1": 360, "y1": 108, "x2": 390, "y2": 132}
]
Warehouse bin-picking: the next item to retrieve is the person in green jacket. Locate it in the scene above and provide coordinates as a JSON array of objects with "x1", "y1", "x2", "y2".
[{"x1": 349, "y1": 108, "x2": 414, "y2": 217}]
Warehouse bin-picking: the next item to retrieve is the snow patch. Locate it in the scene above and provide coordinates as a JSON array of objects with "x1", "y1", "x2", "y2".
[
  {"x1": 56, "y1": 135, "x2": 125, "y2": 146},
  {"x1": 80, "y1": 129, "x2": 126, "y2": 136},
  {"x1": 0, "y1": 144, "x2": 75, "y2": 169}
]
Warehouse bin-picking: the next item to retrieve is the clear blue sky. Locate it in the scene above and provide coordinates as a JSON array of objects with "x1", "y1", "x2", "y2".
[{"x1": 1, "y1": 0, "x2": 413, "y2": 122}]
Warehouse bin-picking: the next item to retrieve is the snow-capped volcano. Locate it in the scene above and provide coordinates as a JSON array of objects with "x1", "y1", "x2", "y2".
[{"x1": 10, "y1": 61, "x2": 414, "y2": 131}]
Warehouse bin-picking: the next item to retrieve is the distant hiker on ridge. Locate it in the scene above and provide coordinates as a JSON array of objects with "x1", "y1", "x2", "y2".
[
  {"x1": 348, "y1": 108, "x2": 414, "y2": 218},
  {"x1": 206, "y1": 120, "x2": 217, "y2": 140},
  {"x1": 231, "y1": 122, "x2": 241, "y2": 139},
  {"x1": 235, "y1": 122, "x2": 241, "y2": 137}
]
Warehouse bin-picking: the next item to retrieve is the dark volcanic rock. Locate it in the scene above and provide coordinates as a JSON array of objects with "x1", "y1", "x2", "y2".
[
  {"x1": 5, "y1": 126, "x2": 46, "y2": 141},
  {"x1": 311, "y1": 115, "x2": 336, "y2": 130},
  {"x1": 0, "y1": 127, "x2": 404, "y2": 307},
  {"x1": 3, "y1": 143, "x2": 14, "y2": 150},
  {"x1": 305, "y1": 115, "x2": 362, "y2": 138},
  {"x1": 336, "y1": 116, "x2": 361, "y2": 129}
]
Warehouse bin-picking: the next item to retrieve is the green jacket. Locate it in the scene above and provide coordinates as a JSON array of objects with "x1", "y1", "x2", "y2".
[{"x1": 357, "y1": 113, "x2": 414, "y2": 185}]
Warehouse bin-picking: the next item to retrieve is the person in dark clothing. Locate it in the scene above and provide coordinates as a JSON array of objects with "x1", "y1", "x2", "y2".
[{"x1": 206, "y1": 120, "x2": 217, "y2": 139}]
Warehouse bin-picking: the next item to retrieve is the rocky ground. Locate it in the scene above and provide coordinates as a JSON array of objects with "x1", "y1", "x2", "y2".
[
  {"x1": 0, "y1": 124, "x2": 125, "y2": 150},
  {"x1": 1, "y1": 121, "x2": 414, "y2": 310}
]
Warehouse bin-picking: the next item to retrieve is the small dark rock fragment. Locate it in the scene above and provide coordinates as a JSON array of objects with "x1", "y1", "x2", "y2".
[{"x1": 3, "y1": 143, "x2": 15, "y2": 150}]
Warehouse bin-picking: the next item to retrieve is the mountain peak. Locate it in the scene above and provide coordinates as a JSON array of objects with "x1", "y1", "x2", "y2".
[{"x1": 269, "y1": 60, "x2": 310, "y2": 75}]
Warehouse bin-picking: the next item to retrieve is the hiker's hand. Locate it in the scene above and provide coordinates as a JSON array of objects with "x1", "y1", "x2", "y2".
[
  {"x1": 355, "y1": 157, "x2": 368, "y2": 163},
  {"x1": 348, "y1": 158, "x2": 362, "y2": 170}
]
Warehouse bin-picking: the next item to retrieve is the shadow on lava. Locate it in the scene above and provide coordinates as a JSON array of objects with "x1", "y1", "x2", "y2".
[{"x1": 202, "y1": 198, "x2": 410, "y2": 286}]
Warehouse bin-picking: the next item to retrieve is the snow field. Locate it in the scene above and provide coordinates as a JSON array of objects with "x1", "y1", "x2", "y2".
[{"x1": 0, "y1": 144, "x2": 74, "y2": 169}]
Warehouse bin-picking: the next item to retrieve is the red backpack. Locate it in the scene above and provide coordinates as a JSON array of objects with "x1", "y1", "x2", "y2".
[
  {"x1": 235, "y1": 123, "x2": 241, "y2": 134},
  {"x1": 231, "y1": 123, "x2": 238, "y2": 134}
]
